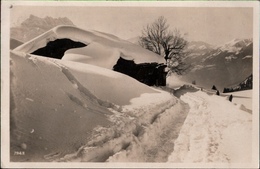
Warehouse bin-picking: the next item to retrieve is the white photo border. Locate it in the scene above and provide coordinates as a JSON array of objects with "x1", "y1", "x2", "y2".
[{"x1": 1, "y1": 1, "x2": 259, "y2": 168}]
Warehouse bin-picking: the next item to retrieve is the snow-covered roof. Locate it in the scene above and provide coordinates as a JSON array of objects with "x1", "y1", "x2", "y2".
[{"x1": 14, "y1": 25, "x2": 165, "y2": 69}]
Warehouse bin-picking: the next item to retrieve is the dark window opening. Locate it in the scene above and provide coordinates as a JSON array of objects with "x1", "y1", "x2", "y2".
[
  {"x1": 31, "y1": 38, "x2": 87, "y2": 59},
  {"x1": 113, "y1": 57, "x2": 167, "y2": 86}
]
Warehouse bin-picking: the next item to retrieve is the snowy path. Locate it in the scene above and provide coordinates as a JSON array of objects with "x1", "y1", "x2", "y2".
[
  {"x1": 58, "y1": 97, "x2": 189, "y2": 162},
  {"x1": 57, "y1": 86, "x2": 252, "y2": 163},
  {"x1": 168, "y1": 89, "x2": 252, "y2": 163},
  {"x1": 138, "y1": 100, "x2": 189, "y2": 162}
]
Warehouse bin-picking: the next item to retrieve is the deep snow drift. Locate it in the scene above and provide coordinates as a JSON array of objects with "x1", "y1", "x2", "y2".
[
  {"x1": 13, "y1": 25, "x2": 165, "y2": 69},
  {"x1": 10, "y1": 51, "x2": 175, "y2": 162}
]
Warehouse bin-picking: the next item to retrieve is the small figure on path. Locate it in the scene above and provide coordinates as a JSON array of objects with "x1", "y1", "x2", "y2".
[
  {"x1": 216, "y1": 90, "x2": 220, "y2": 96},
  {"x1": 229, "y1": 94, "x2": 233, "y2": 102}
]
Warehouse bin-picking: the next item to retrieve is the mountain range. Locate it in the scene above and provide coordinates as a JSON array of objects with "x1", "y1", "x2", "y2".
[
  {"x1": 11, "y1": 15, "x2": 74, "y2": 43},
  {"x1": 182, "y1": 39, "x2": 253, "y2": 91}
]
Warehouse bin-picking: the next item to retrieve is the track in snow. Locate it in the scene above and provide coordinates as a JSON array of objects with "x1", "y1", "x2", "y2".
[
  {"x1": 58, "y1": 96, "x2": 190, "y2": 162},
  {"x1": 168, "y1": 87, "x2": 252, "y2": 163},
  {"x1": 142, "y1": 100, "x2": 189, "y2": 162},
  {"x1": 170, "y1": 92, "x2": 229, "y2": 162}
]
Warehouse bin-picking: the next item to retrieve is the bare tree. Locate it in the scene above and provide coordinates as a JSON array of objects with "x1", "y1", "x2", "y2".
[
  {"x1": 139, "y1": 16, "x2": 168, "y2": 56},
  {"x1": 139, "y1": 16, "x2": 188, "y2": 74}
]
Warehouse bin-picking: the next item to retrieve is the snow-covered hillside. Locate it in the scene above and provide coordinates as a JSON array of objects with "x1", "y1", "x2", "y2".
[
  {"x1": 14, "y1": 26, "x2": 164, "y2": 69},
  {"x1": 10, "y1": 51, "x2": 174, "y2": 162}
]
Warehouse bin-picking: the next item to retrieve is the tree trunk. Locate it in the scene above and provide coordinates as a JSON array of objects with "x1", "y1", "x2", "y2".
[{"x1": 164, "y1": 50, "x2": 170, "y2": 62}]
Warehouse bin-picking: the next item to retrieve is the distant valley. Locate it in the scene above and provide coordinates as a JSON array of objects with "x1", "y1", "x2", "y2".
[{"x1": 182, "y1": 39, "x2": 252, "y2": 91}]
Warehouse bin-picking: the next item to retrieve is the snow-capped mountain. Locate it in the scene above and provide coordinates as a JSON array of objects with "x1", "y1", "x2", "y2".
[
  {"x1": 11, "y1": 15, "x2": 74, "y2": 42},
  {"x1": 203, "y1": 38, "x2": 252, "y2": 62},
  {"x1": 217, "y1": 38, "x2": 252, "y2": 54},
  {"x1": 183, "y1": 41, "x2": 214, "y2": 64},
  {"x1": 186, "y1": 41, "x2": 214, "y2": 52},
  {"x1": 182, "y1": 38, "x2": 253, "y2": 91}
]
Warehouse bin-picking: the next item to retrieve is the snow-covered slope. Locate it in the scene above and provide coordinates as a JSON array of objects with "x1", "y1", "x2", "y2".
[
  {"x1": 10, "y1": 51, "x2": 174, "y2": 162},
  {"x1": 13, "y1": 26, "x2": 164, "y2": 69},
  {"x1": 10, "y1": 52, "x2": 111, "y2": 161}
]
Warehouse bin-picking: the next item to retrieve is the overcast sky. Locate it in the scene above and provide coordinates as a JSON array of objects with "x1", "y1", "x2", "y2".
[{"x1": 11, "y1": 5, "x2": 253, "y2": 45}]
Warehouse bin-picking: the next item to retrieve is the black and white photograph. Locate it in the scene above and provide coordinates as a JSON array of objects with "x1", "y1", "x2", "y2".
[{"x1": 1, "y1": 1, "x2": 259, "y2": 168}]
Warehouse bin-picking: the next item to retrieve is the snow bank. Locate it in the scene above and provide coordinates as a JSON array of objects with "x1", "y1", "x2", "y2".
[
  {"x1": 43, "y1": 57, "x2": 159, "y2": 106},
  {"x1": 10, "y1": 52, "x2": 175, "y2": 162},
  {"x1": 10, "y1": 52, "x2": 112, "y2": 161},
  {"x1": 168, "y1": 91, "x2": 252, "y2": 163},
  {"x1": 13, "y1": 25, "x2": 164, "y2": 69}
]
